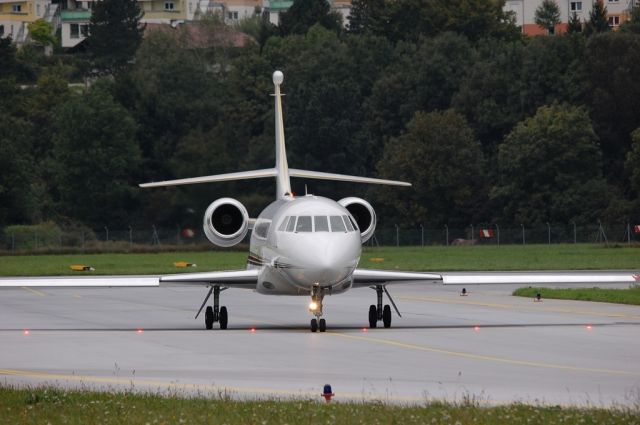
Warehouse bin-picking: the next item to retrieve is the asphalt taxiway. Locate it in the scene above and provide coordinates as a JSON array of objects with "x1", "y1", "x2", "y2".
[{"x1": 1, "y1": 279, "x2": 639, "y2": 406}]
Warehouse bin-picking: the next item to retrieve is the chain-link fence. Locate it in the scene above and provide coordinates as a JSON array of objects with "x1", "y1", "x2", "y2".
[{"x1": 2, "y1": 223, "x2": 639, "y2": 253}]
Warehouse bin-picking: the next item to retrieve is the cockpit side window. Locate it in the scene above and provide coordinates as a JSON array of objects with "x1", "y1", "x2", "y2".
[
  {"x1": 330, "y1": 215, "x2": 346, "y2": 232},
  {"x1": 342, "y1": 215, "x2": 354, "y2": 232},
  {"x1": 314, "y1": 216, "x2": 329, "y2": 232},
  {"x1": 348, "y1": 215, "x2": 359, "y2": 231},
  {"x1": 278, "y1": 216, "x2": 290, "y2": 231},
  {"x1": 285, "y1": 216, "x2": 296, "y2": 232},
  {"x1": 254, "y1": 220, "x2": 271, "y2": 239},
  {"x1": 296, "y1": 216, "x2": 312, "y2": 232}
]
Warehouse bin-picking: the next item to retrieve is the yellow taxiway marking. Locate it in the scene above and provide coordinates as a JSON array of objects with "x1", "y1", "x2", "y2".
[
  {"x1": 399, "y1": 295, "x2": 640, "y2": 320},
  {"x1": 0, "y1": 368, "x2": 422, "y2": 403},
  {"x1": 21, "y1": 287, "x2": 46, "y2": 297},
  {"x1": 329, "y1": 332, "x2": 640, "y2": 377}
]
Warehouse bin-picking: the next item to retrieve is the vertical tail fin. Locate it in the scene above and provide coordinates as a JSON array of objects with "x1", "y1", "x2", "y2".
[{"x1": 273, "y1": 71, "x2": 292, "y2": 198}]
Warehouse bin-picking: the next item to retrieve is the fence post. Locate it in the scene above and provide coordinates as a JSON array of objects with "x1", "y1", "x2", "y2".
[
  {"x1": 546, "y1": 222, "x2": 551, "y2": 245},
  {"x1": 628, "y1": 222, "x2": 631, "y2": 246},
  {"x1": 81, "y1": 231, "x2": 85, "y2": 251},
  {"x1": 11, "y1": 232, "x2": 15, "y2": 252},
  {"x1": 495, "y1": 223, "x2": 500, "y2": 246},
  {"x1": 470, "y1": 224, "x2": 474, "y2": 243},
  {"x1": 176, "y1": 225, "x2": 180, "y2": 245},
  {"x1": 521, "y1": 224, "x2": 525, "y2": 245},
  {"x1": 104, "y1": 226, "x2": 109, "y2": 242},
  {"x1": 129, "y1": 226, "x2": 133, "y2": 247},
  {"x1": 420, "y1": 224, "x2": 424, "y2": 248},
  {"x1": 572, "y1": 221, "x2": 577, "y2": 244},
  {"x1": 445, "y1": 224, "x2": 449, "y2": 246},
  {"x1": 597, "y1": 220, "x2": 608, "y2": 246}
]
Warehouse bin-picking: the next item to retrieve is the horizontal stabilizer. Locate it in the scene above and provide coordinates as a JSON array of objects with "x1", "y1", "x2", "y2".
[
  {"x1": 289, "y1": 169, "x2": 411, "y2": 187},
  {"x1": 139, "y1": 169, "x2": 277, "y2": 188}
]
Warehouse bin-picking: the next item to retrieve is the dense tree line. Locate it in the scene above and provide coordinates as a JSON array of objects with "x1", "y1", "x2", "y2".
[{"x1": 1, "y1": 0, "x2": 639, "y2": 233}]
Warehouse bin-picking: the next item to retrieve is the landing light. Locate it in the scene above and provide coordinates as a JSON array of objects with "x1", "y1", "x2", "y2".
[
  {"x1": 586, "y1": 325, "x2": 593, "y2": 331},
  {"x1": 23, "y1": 329, "x2": 30, "y2": 336},
  {"x1": 309, "y1": 301, "x2": 319, "y2": 311}
]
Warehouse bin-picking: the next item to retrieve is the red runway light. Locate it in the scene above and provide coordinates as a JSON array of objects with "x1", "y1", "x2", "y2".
[
  {"x1": 362, "y1": 328, "x2": 368, "y2": 332},
  {"x1": 474, "y1": 326, "x2": 480, "y2": 331},
  {"x1": 249, "y1": 327, "x2": 256, "y2": 333},
  {"x1": 586, "y1": 325, "x2": 593, "y2": 331},
  {"x1": 23, "y1": 329, "x2": 30, "y2": 336},
  {"x1": 136, "y1": 328, "x2": 144, "y2": 334}
]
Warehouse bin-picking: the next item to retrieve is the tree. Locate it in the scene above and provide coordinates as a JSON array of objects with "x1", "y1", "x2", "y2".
[
  {"x1": 376, "y1": 110, "x2": 486, "y2": 227},
  {"x1": 492, "y1": 103, "x2": 611, "y2": 224},
  {"x1": 620, "y1": 7, "x2": 640, "y2": 34},
  {"x1": 87, "y1": 0, "x2": 144, "y2": 72},
  {"x1": 535, "y1": 0, "x2": 561, "y2": 35},
  {"x1": 347, "y1": 0, "x2": 387, "y2": 34},
  {"x1": 52, "y1": 87, "x2": 141, "y2": 227},
  {"x1": 626, "y1": 128, "x2": 640, "y2": 200},
  {"x1": 27, "y1": 19, "x2": 56, "y2": 47},
  {"x1": 0, "y1": 37, "x2": 18, "y2": 79},
  {"x1": 278, "y1": 0, "x2": 342, "y2": 36},
  {"x1": 584, "y1": 0, "x2": 610, "y2": 36},
  {"x1": 567, "y1": 12, "x2": 583, "y2": 33}
]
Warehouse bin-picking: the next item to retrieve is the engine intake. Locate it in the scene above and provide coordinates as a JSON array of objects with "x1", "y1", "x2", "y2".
[
  {"x1": 203, "y1": 198, "x2": 249, "y2": 247},
  {"x1": 338, "y1": 197, "x2": 376, "y2": 243}
]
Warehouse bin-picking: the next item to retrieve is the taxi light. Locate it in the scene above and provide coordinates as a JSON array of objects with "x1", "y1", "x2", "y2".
[{"x1": 309, "y1": 301, "x2": 318, "y2": 311}]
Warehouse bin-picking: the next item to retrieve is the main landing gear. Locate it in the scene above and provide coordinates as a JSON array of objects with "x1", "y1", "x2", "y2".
[
  {"x1": 309, "y1": 284, "x2": 327, "y2": 333},
  {"x1": 196, "y1": 285, "x2": 228, "y2": 330},
  {"x1": 368, "y1": 285, "x2": 401, "y2": 329}
]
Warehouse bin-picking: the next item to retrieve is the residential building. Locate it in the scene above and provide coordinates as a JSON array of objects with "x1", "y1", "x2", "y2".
[
  {"x1": 504, "y1": 0, "x2": 635, "y2": 35},
  {"x1": 60, "y1": 0, "x2": 91, "y2": 48},
  {"x1": 0, "y1": 0, "x2": 56, "y2": 44},
  {"x1": 263, "y1": 0, "x2": 351, "y2": 26}
]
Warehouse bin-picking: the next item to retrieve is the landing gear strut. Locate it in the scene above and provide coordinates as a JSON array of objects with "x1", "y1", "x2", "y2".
[
  {"x1": 368, "y1": 285, "x2": 401, "y2": 328},
  {"x1": 196, "y1": 285, "x2": 228, "y2": 330},
  {"x1": 309, "y1": 284, "x2": 327, "y2": 333}
]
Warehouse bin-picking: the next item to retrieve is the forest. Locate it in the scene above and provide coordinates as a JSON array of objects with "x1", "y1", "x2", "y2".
[{"x1": 1, "y1": 0, "x2": 639, "y2": 237}]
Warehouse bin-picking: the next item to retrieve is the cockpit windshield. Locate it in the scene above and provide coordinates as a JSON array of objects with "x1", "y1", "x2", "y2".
[{"x1": 279, "y1": 215, "x2": 356, "y2": 233}]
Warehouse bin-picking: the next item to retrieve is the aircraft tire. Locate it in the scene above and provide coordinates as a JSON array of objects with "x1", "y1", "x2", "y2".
[
  {"x1": 368, "y1": 305, "x2": 377, "y2": 328},
  {"x1": 383, "y1": 305, "x2": 392, "y2": 328},
  {"x1": 319, "y1": 318, "x2": 326, "y2": 332},
  {"x1": 219, "y1": 306, "x2": 228, "y2": 329},
  {"x1": 311, "y1": 318, "x2": 318, "y2": 332},
  {"x1": 205, "y1": 306, "x2": 214, "y2": 330}
]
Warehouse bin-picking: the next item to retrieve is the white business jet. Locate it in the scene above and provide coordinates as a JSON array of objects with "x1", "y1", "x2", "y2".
[
  {"x1": 1, "y1": 72, "x2": 637, "y2": 332},
  {"x1": 139, "y1": 70, "x2": 442, "y2": 332}
]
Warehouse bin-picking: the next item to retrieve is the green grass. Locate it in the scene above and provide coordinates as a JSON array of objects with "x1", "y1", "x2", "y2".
[
  {"x1": 0, "y1": 386, "x2": 637, "y2": 425},
  {"x1": 0, "y1": 244, "x2": 638, "y2": 276},
  {"x1": 513, "y1": 287, "x2": 640, "y2": 305}
]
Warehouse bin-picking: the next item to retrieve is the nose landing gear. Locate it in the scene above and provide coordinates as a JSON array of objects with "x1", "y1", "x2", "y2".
[
  {"x1": 368, "y1": 285, "x2": 401, "y2": 328},
  {"x1": 196, "y1": 285, "x2": 229, "y2": 330},
  {"x1": 309, "y1": 284, "x2": 327, "y2": 332}
]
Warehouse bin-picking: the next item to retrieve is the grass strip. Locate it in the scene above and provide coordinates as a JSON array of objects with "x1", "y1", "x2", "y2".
[
  {"x1": 513, "y1": 287, "x2": 640, "y2": 305},
  {"x1": 0, "y1": 385, "x2": 638, "y2": 425},
  {"x1": 0, "y1": 244, "x2": 639, "y2": 277}
]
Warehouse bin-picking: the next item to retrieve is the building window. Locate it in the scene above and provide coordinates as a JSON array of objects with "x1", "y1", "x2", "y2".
[
  {"x1": 12, "y1": 4, "x2": 22, "y2": 12},
  {"x1": 188, "y1": 2, "x2": 192, "y2": 13},
  {"x1": 227, "y1": 11, "x2": 238, "y2": 20},
  {"x1": 165, "y1": 2, "x2": 174, "y2": 10},
  {"x1": 570, "y1": 1, "x2": 582, "y2": 11},
  {"x1": 80, "y1": 24, "x2": 89, "y2": 36},
  {"x1": 70, "y1": 24, "x2": 79, "y2": 38},
  {"x1": 0, "y1": 25, "x2": 4, "y2": 36},
  {"x1": 608, "y1": 15, "x2": 620, "y2": 26},
  {"x1": 607, "y1": 0, "x2": 619, "y2": 2}
]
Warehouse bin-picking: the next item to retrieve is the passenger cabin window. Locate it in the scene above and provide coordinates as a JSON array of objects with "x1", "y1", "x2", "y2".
[
  {"x1": 296, "y1": 216, "x2": 312, "y2": 232},
  {"x1": 254, "y1": 220, "x2": 271, "y2": 239},
  {"x1": 343, "y1": 215, "x2": 354, "y2": 232},
  {"x1": 330, "y1": 216, "x2": 346, "y2": 232},
  {"x1": 285, "y1": 216, "x2": 296, "y2": 232},
  {"x1": 314, "y1": 216, "x2": 329, "y2": 232},
  {"x1": 278, "y1": 216, "x2": 290, "y2": 231}
]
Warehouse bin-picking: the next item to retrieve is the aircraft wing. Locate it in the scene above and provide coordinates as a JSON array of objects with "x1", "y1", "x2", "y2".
[
  {"x1": 0, "y1": 276, "x2": 160, "y2": 288},
  {"x1": 159, "y1": 269, "x2": 259, "y2": 289},
  {"x1": 440, "y1": 271, "x2": 640, "y2": 285},
  {"x1": 288, "y1": 169, "x2": 411, "y2": 187},
  {"x1": 352, "y1": 269, "x2": 443, "y2": 288}
]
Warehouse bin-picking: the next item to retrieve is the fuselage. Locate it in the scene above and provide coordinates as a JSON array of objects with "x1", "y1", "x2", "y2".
[{"x1": 248, "y1": 195, "x2": 362, "y2": 296}]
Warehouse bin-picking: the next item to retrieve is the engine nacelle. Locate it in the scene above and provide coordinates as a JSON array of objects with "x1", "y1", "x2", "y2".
[
  {"x1": 338, "y1": 197, "x2": 376, "y2": 243},
  {"x1": 203, "y1": 198, "x2": 249, "y2": 247}
]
